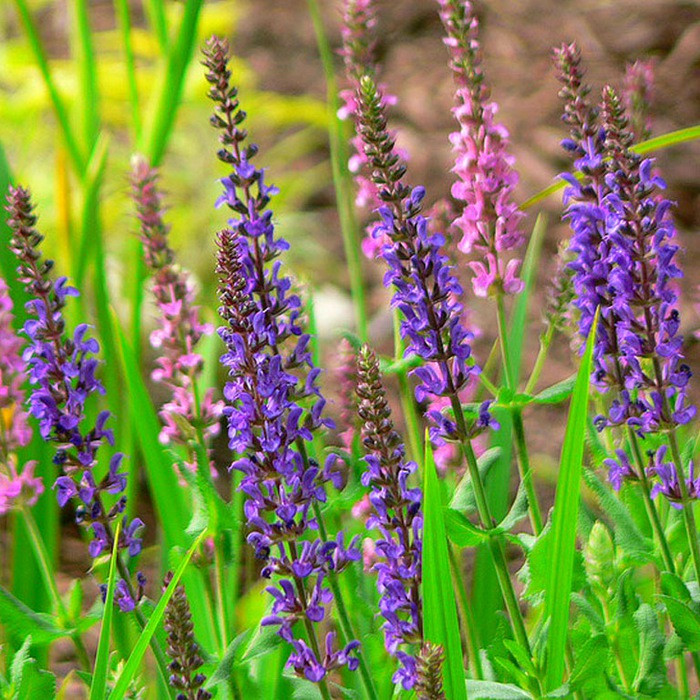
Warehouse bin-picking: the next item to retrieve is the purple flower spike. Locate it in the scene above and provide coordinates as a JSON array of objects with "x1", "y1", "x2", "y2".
[
  {"x1": 204, "y1": 36, "x2": 359, "y2": 683},
  {"x1": 352, "y1": 73, "x2": 491, "y2": 447},
  {"x1": 356, "y1": 345, "x2": 424, "y2": 690},
  {"x1": 6, "y1": 185, "x2": 144, "y2": 610}
]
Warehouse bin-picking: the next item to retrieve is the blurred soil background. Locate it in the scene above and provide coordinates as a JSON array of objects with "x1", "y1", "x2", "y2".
[{"x1": 1, "y1": 0, "x2": 699, "y2": 684}]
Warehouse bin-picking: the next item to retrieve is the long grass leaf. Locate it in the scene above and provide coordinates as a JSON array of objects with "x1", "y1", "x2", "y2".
[
  {"x1": 11, "y1": 0, "x2": 85, "y2": 173},
  {"x1": 140, "y1": 0, "x2": 205, "y2": 166},
  {"x1": 70, "y1": 0, "x2": 100, "y2": 150},
  {"x1": 89, "y1": 522, "x2": 121, "y2": 700},
  {"x1": 110, "y1": 531, "x2": 207, "y2": 700},
  {"x1": 521, "y1": 124, "x2": 700, "y2": 210},
  {"x1": 306, "y1": 0, "x2": 368, "y2": 342},
  {"x1": 114, "y1": 0, "x2": 142, "y2": 140},
  {"x1": 422, "y1": 438, "x2": 467, "y2": 700},
  {"x1": 544, "y1": 309, "x2": 599, "y2": 689}
]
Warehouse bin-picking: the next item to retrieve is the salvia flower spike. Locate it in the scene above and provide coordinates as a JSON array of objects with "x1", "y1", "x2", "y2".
[
  {"x1": 6, "y1": 185, "x2": 144, "y2": 611},
  {"x1": 130, "y1": 157, "x2": 223, "y2": 481},
  {"x1": 437, "y1": 0, "x2": 525, "y2": 298},
  {"x1": 205, "y1": 36, "x2": 361, "y2": 684},
  {"x1": 356, "y1": 344, "x2": 423, "y2": 690},
  {"x1": 353, "y1": 73, "x2": 493, "y2": 447},
  {"x1": 0, "y1": 277, "x2": 42, "y2": 514},
  {"x1": 162, "y1": 571, "x2": 212, "y2": 700}
]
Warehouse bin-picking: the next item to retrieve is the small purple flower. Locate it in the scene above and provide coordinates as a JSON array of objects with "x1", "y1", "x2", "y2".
[{"x1": 648, "y1": 446, "x2": 700, "y2": 509}]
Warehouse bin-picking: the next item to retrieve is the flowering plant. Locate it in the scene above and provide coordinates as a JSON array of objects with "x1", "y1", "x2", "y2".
[{"x1": 1, "y1": 1, "x2": 700, "y2": 698}]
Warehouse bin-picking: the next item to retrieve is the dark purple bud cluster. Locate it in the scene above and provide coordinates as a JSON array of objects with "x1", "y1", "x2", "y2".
[
  {"x1": 356, "y1": 345, "x2": 423, "y2": 690},
  {"x1": 6, "y1": 185, "x2": 143, "y2": 611},
  {"x1": 205, "y1": 36, "x2": 360, "y2": 683},
  {"x1": 353, "y1": 74, "x2": 493, "y2": 448},
  {"x1": 414, "y1": 643, "x2": 446, "y2": 700},
  {"x1": 162, "y1": 572, "x2": 212, "y2": 700}
]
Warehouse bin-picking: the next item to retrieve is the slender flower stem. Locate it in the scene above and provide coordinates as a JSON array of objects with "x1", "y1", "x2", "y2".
[
  {"x1": 453, "y1": 400, "x2": 531, "y2": 657},
  {"x1": 668, "y1": 431, "x2": 700, "y2": 585},
  {"x1": 495, "y1": 293, "x2": 543, "y2": 535},
  {"x1": 306, "y1": 0, "x2": 368, "y2": 341},
  {"x1": 448, "y1": 544, "x2": 483, "y2": 679},
  {"x1": 524, "y1": 324, "x2": 555, "y2": 395},
  {"x1": 21, "y1": 507, "x2": 90, "y2": 670},
  {"x1": 627, "y1": 428, "x2": 675, "y2": 573}
]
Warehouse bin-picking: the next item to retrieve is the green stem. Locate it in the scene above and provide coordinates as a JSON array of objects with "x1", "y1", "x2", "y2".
[
  {"x1": 456, "y1": 422, "x2": 531, "y2": 657},
  {"x1": 448, "y1": 544, "x2": 483, "y2": 679},
  {"x1": 524, "y1": 325, "x2": 554, "y2": 395},
  {"x1": 21, "y1": 507, "x2": 90, "y2": 670},
  {"x1": 627, "y1": 428, "x2": 675, "y2": 573},
  {"x1": 668, "y1": 431, "x2": 700, "y2": 585},
  {"x1": 306, "y1": 0, "x2": 369, "y2": 341},
  {"x1": 495, "y1": 293, "x2": 543, "y2": 535},
  {"x1": 311, "y1": 502, "x2": 379, "y2": 700},
  {"x1": 114, "y1": 0, "x2": 142, "y2": 141}
]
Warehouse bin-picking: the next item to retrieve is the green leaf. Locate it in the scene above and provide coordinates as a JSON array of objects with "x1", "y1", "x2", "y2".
[
  {"x1": 9, "y1": 636, "x2": 32, "y2": 688},
  {"x1": 632, "y1": 604, "x2": 665, "y2": 695},
  {"x1": 0, "y1": 586, "x2": 69, "y2": 644},
  {"x1": 208, "y1": 631, "x2": 250, "y2": 686},
  {"x1": 239, "y1": 621, "x2": 285, "y2": 665},
  {"x1": 445, "y1": 508, "x2": 488, "y2": 547},
  {"x1": 530, "y1": 375, "x2": 576, "y2": 405},
  {"x1": 582, "y1": 469, "x2": 652, "y2": 562},
  {"x1": 658, "y1": 595, "x2": 700, "y2": 652},
  {"x1": 465, "y1": 680, "x2": 532, "y2": 699},
  {"x1": 521, "y1": 125, "x2": 700, "y2": 210},
  {"x1": 109, "y1": 530, "x2": 206, "y2": 700},
  {"x1": 450, "y1": 447, "x2": 501, "y2": 513},
  {"x1": 567, "y1": 634, "x2": 609, "y2": 689},
  {"x1": 422, "y1": 439, "x2": 467, "y2": 700},
  {"x1": 544, "y1": 309, "x2": 599, "y2": 690},
  {"x1": 90, "y1": 521, "x2": 121, "y2": 700}
]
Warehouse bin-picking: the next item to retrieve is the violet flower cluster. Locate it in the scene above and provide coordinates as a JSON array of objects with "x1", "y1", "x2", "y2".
[
  {"x1": 204, "y1": 36, "x2": 360, "y2": 683},
  {"x1": 353, "y1": 74, "x2": 493, "y2": 449},
  {"x1": 131, "y1": 157, "x2": 223, "y2": 480},
  {"x1": 0, "y1": 277, "x2": 42, "y2": 514},
  {"x1": 356, "y1": 345, "x2": 424, "y2": 690},
  {"x1": 339, "y1": 0, "x2": 403, "y2": 257},
  {"x1": 437, "y1": 0, "x2": 525, "y2": 298},
  {"x1": 6, "y1": 186, "x2": 144, "y2": 612},
  {"x1": 556, "y1": 44, "x2": 695, "y2": 502}
]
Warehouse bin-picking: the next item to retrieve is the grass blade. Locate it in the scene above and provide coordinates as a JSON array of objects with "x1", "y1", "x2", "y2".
[
  {"x1": 114, "y1": 0, "x2": 142, "y2": 141},
  {"x1": 110, "y1": 531, "x2": 207, "y2": 700},
  {"x1": 11, "y1": 0, "x2": 85, "y2": 173},
  {"x1": 140, "y1": 0, "x2": 205, "y2": 167},
  {"x1": 521, "y1": 124, "x2": 700, "y2": 210},
  {"x1": 306, "y1": 0, "x2": 368, "y2": 342},
  {"x1": 70, "y1": 0, "x2": 100, "y2": 151},
  {"x1": 422, "y1": 438, "x2": 467, "y2": 700},
  {"x1": 90, "y1": 522, "x2": 121, "y2": 700},
  {"x1": 544, "y1": 309, "x2": 599, "y2": 690}
]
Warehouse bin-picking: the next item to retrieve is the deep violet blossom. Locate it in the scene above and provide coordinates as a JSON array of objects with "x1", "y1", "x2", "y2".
[
  {"x1": 556, "y1": 44, "x2": 695, "y2": 505},
  {"x1": 353, "y1": 74, "x2": 493, "y2": 448},
  {"x1": 204, "y1": 36, "x2": 360, "y2": 683},
  {"x1": 437, "y1": 0, "x2": 525, "y2": 298},
  {"x1": 131, "y1": 157, "x2": 223, "y2": 481},
  {"x1": 6, "y1": 185, "x2": 143, "y2": 611},
  {"x1": 356, "y1": 344, "x2": 424, "y2": 690}
]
